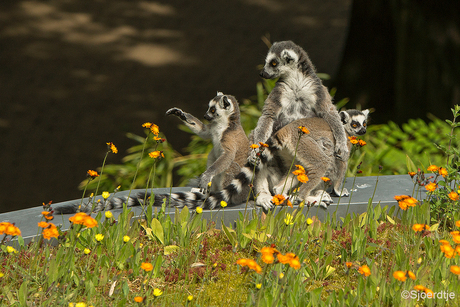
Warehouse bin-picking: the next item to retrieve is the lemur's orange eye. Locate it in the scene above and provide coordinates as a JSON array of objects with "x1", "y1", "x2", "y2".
[
  {"x1": 363, "y1": 123, "x2": 366, "y2": 127},
  {"x1": 352, "y1": 124, "x2": 357, "y2": 128},
  {"x1": 271, "y1": 60, "x2": 277, "y2": 67}
]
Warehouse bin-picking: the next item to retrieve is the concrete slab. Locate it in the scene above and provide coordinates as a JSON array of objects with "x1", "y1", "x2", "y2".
[{"x1": 0, "y1": 175, "x2": 424, "y2": 246}]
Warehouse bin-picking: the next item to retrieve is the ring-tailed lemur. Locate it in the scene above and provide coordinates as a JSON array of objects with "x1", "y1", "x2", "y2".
[
  {"x1": 166, "y1": 92, "x2": 250, "y2": 193},
  {"x1": 54, "y1": 93, "x2": 250, "y2": 214},
  {"x1": 254, "y1": 109, "x2": 369, "y2": 210},
  {"x1": 249, "y1": 41, "x2": 348, "y2": 165}
]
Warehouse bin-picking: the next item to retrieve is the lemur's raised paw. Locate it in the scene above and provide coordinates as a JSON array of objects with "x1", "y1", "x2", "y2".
[
  {"x1": 334, "y1": 143, "x2": 349, "y2": 161},
  {"x1": 247, "y1": 150, "x2": 260, "y2": 166},
  {"x1": 166, "y1": 107, "x2": 188, "y2": 122}
]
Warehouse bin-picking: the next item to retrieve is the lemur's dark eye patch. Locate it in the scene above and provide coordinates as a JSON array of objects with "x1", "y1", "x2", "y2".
[
  {"x1": 210, "y1": 106, "x2": 216, "y2": 113},
  {"x1": 270, "y1": 60, "x2": 277, "y2": 67}
]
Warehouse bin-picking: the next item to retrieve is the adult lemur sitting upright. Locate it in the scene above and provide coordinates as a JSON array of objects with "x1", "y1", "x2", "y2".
[{"x1": 249, "y1": 41, "x2": 348, "y2": 164}]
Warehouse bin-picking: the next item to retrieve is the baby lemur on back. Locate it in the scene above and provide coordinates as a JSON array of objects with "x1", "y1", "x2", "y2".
[{"x1": 255, "y1": 109, "x2": 369, "y2": 209}]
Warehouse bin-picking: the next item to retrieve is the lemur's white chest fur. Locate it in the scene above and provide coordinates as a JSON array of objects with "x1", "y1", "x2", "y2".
[
  {"x1": 210, "y1": 116, "x2": 229, "y2": 154},
  {"x1": 279, "y1": 71, "x2": 318, "y2": 124}
]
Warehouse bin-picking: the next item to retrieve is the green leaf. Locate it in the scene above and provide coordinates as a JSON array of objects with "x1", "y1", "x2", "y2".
[
  {"x1": 18, "y1": 281, "x2": 27, "y2": 306},
  {"x1": 179, "y1": 206, "x2": 189, "y2": 224},
  {"x1": 164, "y1": 245, "x2": 180, "y2": 255},
  {"x1": 222, "y1": 223, "x2": 237, "y2": 247},
  {"x1": 149, "y1": 218, "x2": 164, "y2": 245}
]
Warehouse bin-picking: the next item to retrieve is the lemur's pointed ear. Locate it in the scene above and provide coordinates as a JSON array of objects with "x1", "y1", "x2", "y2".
[
  {"x1": 339, "y1": 111, "x2": 350, "y2": 124},
  {"x1": 217, "y1": 91, "x2": 223, "y2": 96},
  {"x1": 362, "y1": 109, "x2": 370, "y2": 117},
  {"x1": 222, "y1": 96, "x2": 231, "y2": 109},
  {"x1": 281, "y1": 49, "x2": 298, "y2": 64}
]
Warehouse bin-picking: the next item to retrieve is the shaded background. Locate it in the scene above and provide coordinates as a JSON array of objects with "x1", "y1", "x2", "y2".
[{"x1": 0, "y1": 0, "x2": 459, "y2": 213}]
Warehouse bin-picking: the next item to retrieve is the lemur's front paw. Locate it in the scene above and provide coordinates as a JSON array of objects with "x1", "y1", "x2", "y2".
[
  {"x1": 166, "y1": 107, "x2": 187, "y2": 121},
  {"x1": 334, "y1": 143, "x2": 349, "y2": 161},
  {"x1": 199, "y1": 174, "x2": 213, "y2": 194},
  {"x1": 247, "y1": 150, "x2": 260, "y2": 166}
]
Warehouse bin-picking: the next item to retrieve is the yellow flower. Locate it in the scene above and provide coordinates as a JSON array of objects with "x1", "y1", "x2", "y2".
[
  {"x1": 141, "y1": 262, "x2": 153, "y2": 272},
  {"x1": 279, "y1": 272, "x2": 284, "y2": 279},
  {"x1": 448, "y1": 191, "x2": 459, "y2": 201},
  {"x1": 393, "y1": 270, "x2": 407, "y2": 282},
  {"x1": 105, "y1": 211, "x2": 113, "y2": 219},
  {"x1": 284, "y1": 213, "x2": 294, "y2": 226},
  {"x1": 187, "y1": 295, "x2": 194, "y2": 301},
  {"x1": 149, "y1": 151, "x2": 164, "y2": 159},
  {"x1": 196, "y1": 207, "x2": 203, "y2": 214},
  {"x1": 0, "y1": 272, "x2": 4, "y2": 278},
  {"x1": 95, "y1": 234, "x2": 104, "y2": 242},
  {"x1": 450, "y1": 265, "x2": 460, "y2": 275},
  {"x1": 123, "y1": 236, "x2": 130, "y2": 243},
  {"x1": 358, "y1": 265, "x2": 371, "y2": 277},
  {"x1": 6, "y1": 246, "x2": 17, "y2": 253},
  {"x1": 427, "y1": 165, "x2": 439, "y2": 172},
  {"x1": 102, "y1": 191, "x2": 110, "y2": 199},
  {"x1": 134, "y1": 296, "x2": 143, "y2": 303},
  {"x1": 106, "y1": 142, "x2": 118, "y2": 154},
  {"x1": 306, "y1": 218, "x2": 313, "y2": 225},
  {"x1": 425, "y1": 182, "x2": 438, "y2": 192},
  {"x1": 250, "y1": 144, "x2": 259, "y2": 149},
  {"x1": 256, "y1": 284, "x2": 262, "y2": 289},
  {"x1": 220, "y1": 201, "x2": 227, "y2": 208},
  {"x1": 153, "y1": 288, "x2": 163, "y2": 297},
  {"x1": 75, "y1": 303, "x2": 87, "y2": 307},
  {"x1": 87, "y1": 170, "x2": 99, "y2": 178},
  {"x1": 150, "y1": 124, "x2": 160, "y2": 135},
  {"x1": 142, "y1": 122, "x2": 152, "y2": 128},
  {"x1": 298, "y1": 126, "x2": 310, "y2": 134},
  {"x1": 84, "y1": 248, "x2": 91, "y2": 254},
  {"x1": 321, "y1": 177, "x2": 330, "y2": 182}
]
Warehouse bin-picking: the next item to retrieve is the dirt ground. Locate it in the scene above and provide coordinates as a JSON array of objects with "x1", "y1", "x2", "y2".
[{"x1": 0, "y1": 0, "x2": 351, "y2": 212}]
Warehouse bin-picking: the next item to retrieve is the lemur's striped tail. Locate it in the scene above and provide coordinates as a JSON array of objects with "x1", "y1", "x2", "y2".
[{"x1": 54, "y1": 142, "x2": 285, "y2": 214}]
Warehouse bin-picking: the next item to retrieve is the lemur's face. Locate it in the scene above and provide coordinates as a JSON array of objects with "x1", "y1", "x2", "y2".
[
  {"x1": 204, "y1": 92, "x2": 234, "y2": 122},
  {"x1": 340, "y1": 109, "x2": 369, "y2": 136},
  {"x1": 260, "y1": 45, "x2": 299, "y2": 79}
]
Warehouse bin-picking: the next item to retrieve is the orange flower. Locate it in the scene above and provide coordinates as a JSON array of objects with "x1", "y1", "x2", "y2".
[
  {"x1": 408, "y1": 171, "x2": 416, "y2": 177},
  {"x1": 87, "y1": 170, "x2": 99, "y2": 178},
  {"x1": 456, "y1": 220, "x2": 460, "y2": 228},
  {"x1": 3, "y1": 223, "x2": 21, "y2": 236},
  {"x1": 427, "y1": 165, "x2": 439, "y2": 172},
  {"x1": 450, "y1": 265, "x2": 460, "y2": 275},
  {"x1": 412, "y1": 224, "x2": 429, "y2": 232},
  {"x1": 345, "y1": 262, "x2": 353, "y2": 269},
  {"x1": 150, "y1": 124, "x2": 160, "y2": 135},
  {"x1": 42, "y1": 223, "x2": 59, "y2": 240},
  {"x1": 451, "y1": 233, "x2": 460, "y2": 244},
  {"x1": 141, "y1": 262, "x2": 153, "y2": 272},
  {"x1": 394, "y1": 195, "x2": 418, "y2": 210},
  {"x1": 250, "y1": 144, "x2": 259, "y2": 149},
  {"x1": 358, "y1": 265, "x2": 371, "y2": 277},
  {"x1": 393, "y1": 271, "x2": 407, "y2": 282},
  {"x1": 38, "y1": 222, "x2": 49, "y2": 228},
  {"x1": 425, "y1": 182, "x2": 437, "y2": 192},
  {"x1": 83, "y1": 216, "x2": 98, "y2": 228},
  {"x1": 292, "y1": 165, "x2": 305, "y2": 175},
  {"x1": 414, "y1": 285, "x2": 426, "y2": 292},
  {"x1": 321, "y1": 177, "x2": 331, "y2": 182},
  {"x1": 134, "y1": 296, "x2": 144, "y2": 303},
  {"x1": 272, "y1": 194, "x2": 286, "y2": 206},
  {"x1": 407, "y1": 271, "x2": 416, "y2": 280},
  {"x1": 348, "y1": 136, "x2": 358, "y2": 145},
  {"x1": 442, "y1": 244, "x2": 455, "y2": 258},
  {"x1": 106, "y1": 142, "x2": 118, "y2": 154},
  {"x1": 237, "y1": 258, "x2": 262, "y2": 273},
  {"x1": 298, "y1": 126, "x2": 310, "y2": 134},
  {"x1": 260, "y1": 246, "x2": 278, "y2": 255},
  {"x1": 448, "y1": 191, "x2": 459, "y2": 201},
  {"x1": 438, "y1": 167, "x2": 448, "y2": 177},
  {"x1": 358, "y1": 139, "x2": 366, "y2": 146},
  {"x1": 69, "y1": 212, "x2": 98, "y2": 228},
  {"x1": 261, "y1": 253, "x2": 275, "y2": 264},
  {"x1": 142, "y1": 122, "x2": 152, "y2": 128},
  {"x1": 258, "y1": 142, "x2": 269, "y2": 148},
  {"x1": 148, "y1": 151, "x2": 164, "y2": 159},
  {"x1": 297, "y1": 173, "x2": 309, "y2": 183},
  {"x1": 289, "y1": 257, "x2": 301, "y2": 270}
]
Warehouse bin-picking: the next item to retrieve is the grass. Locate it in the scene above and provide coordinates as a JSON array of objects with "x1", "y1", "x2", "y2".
[{"x1": 1, "y1": 108, "x2": 460, "y2": 306}]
